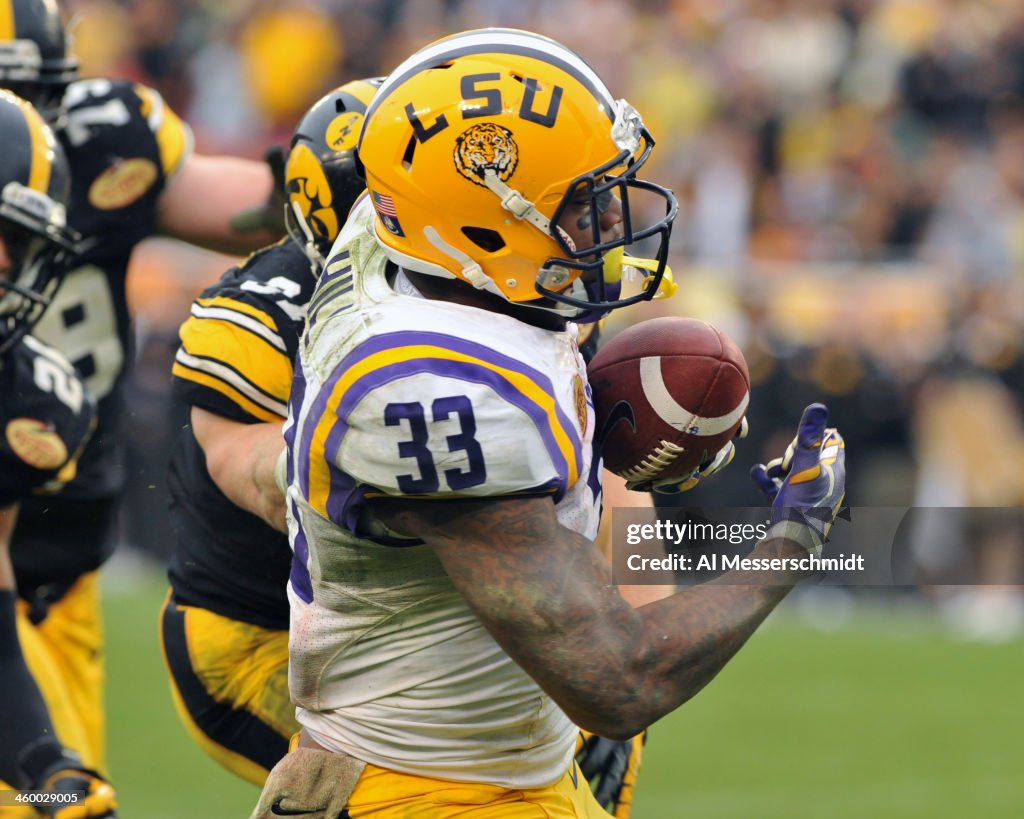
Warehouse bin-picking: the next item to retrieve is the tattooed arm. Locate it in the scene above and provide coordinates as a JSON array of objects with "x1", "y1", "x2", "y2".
[{"x1": 373, "y1": 495, "x2": 805, "y2": 740}]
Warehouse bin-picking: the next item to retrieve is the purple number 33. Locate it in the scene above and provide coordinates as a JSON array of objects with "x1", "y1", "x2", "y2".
[{"x1": 384, "y1": 395, "x2": 487, "y2": 493}]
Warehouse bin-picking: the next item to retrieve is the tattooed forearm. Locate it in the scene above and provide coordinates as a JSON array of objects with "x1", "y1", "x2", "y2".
[{"x1": 372, "y1": 496, "x2": 803, "y2": 739}]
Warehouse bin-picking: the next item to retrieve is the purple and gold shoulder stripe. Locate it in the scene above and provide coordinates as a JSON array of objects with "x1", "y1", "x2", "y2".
[{"x1": 294, "y1": 330, "x2": 584, "y2": 516}]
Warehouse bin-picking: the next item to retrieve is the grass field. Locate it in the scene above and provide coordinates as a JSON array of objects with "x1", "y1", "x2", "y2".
[{"x1": 102, "y1": 561, "x2": 1024, "y2": 818}]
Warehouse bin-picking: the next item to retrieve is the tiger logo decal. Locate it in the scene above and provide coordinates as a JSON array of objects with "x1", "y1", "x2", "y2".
[{"x1": 453, "y1": 123, "x2": 519, "y2": 187}]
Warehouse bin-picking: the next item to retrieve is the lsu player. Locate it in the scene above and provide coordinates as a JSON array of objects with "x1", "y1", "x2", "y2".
[
  {"x1": 0, "y1": 91, "x2": 115, "y2": 818},
  {"x1": 161, "y1": 78, "x2": 381, "y2": 785},
  {"x1": 254, "y1": 29, "x2": 847, "y2": 818},
  {"x1": 0, "y1": 0, "x2": 280, "y2": 784},
  {"x1": 162, "y1": 77, "x2": 643, "y2": 817}
]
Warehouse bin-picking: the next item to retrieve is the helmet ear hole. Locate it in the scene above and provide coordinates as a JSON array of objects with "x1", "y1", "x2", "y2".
[
  {"x1": 402, "y1": 135, "x2": 417, "y2": 171},
  {"x1": 461, "y1": 227, "x2": 506, "y2": 252}
]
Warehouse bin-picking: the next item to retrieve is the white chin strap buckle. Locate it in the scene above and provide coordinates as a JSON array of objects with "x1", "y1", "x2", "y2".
[
  {"x1": 499, "y1": 187, "x2": 533, "y2": 219},
  {"x1": 483, "y1": 169, "x2": 552, "y2": 234}
]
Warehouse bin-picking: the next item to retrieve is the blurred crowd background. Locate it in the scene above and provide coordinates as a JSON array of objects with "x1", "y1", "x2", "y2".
[{"x1": 60, "y1": 0, "x2": 1023, "y2": 637}]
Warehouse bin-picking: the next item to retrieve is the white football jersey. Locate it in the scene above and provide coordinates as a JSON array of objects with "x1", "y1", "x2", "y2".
[{"x1": 284, "y1": 196, "x2": 602, "y2": 788}]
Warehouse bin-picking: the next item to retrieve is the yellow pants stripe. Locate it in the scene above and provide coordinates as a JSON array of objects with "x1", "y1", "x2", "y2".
[{"x1": 159, "y1": 592, "x2": 294, "y2": 785}]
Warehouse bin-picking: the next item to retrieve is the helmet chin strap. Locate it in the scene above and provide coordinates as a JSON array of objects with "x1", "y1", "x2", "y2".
[
  {"x1": 287, "y1": 201, "x2": 325, "y2": 274},
  {"x1": 422, "y1": 225, "x2": 495, "y2": 293},
  {"x1": 419, "y1": 223, "x2": 585, "y2": 318},
  {"x1": 482, "y1": 169, "x2": 552, "y2": 235}
]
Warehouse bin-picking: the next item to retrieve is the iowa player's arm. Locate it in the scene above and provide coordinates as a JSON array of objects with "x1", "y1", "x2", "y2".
[
  {"x1": 139, "y1": 80, "x2": 281, "y2": 254},
  {"x1": 132, "y1": 81, "x2": 281, "y2": 254},
  {"x1": 158, "y1": 151, "x2": 281, "y2": 256},
  {"x1": 0, "y1": 506, "x2": 18, "y2": 582},
  {"x1": 190, "y1": 409, "x2": 286, "y2": 532},
  {"x1": 171, "y1": 244, "x2": 308, "y2": 531},
  {"x1": 62, "y1": 78, "x2": 278, "y2": 255}
]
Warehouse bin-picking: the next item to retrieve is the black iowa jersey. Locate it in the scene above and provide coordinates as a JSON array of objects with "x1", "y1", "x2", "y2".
[
  {"x1": 29, "y1": 78, "x2": 191, "y2": 499},
  {"x1": 168, "y1": 239, "x2": 315, "y2": 628},
  {"x1": 0, "y1": 336, "x2": 94, "y2": 507}
]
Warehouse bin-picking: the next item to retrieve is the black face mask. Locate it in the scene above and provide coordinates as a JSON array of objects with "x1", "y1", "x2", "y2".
[
  {"x1": 0, "y1": 274, "x2": 50, "y2": 358},
  {"x1": 1, "y1": 82, "x2": 67, "y2": 124},
  {"x1": 0, "y1": 220, "x2": 79, "y2": 359},
  {"x1": 0, "y1": 219, "x2": 34, "y2": 270}
]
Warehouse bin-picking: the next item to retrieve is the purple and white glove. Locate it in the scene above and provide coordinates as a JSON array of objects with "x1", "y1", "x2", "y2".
[{"x1": 751, "y1": 403, "x2": 845, "y2": 556}]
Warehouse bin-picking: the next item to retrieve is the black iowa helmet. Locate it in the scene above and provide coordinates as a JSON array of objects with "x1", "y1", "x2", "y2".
[
  {"x1": 0, "y1": 0, "x2": 78, "y2": 114},
  {"x1": 0, "y1": 89, "x2": 78, "y2": 357},
  {"x1": 285, "y1": 77, "x2": 383, "y2": 270}
]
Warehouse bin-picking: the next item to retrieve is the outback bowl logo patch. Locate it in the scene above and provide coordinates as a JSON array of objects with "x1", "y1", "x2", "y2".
[
  {"x1": 453, "y1": 123, "x2": 519, "y2": 187},
  {"x1": 573, "y1": 374, "x2": 588, "y2": 435},
  {"x1": 326, "y1": 112, "x2": 363, "y2": 151},
  {"x1": 6, "y1": 418, "x2": 68, "y2": 470},
  {"x1": 88, "y1": 158, "x2": 159, "y2": 210}
]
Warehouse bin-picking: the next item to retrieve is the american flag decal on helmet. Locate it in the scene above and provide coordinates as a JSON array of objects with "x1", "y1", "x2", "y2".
[{"x1": 372, "y1": 190, "x2": 405, "y2": 236}]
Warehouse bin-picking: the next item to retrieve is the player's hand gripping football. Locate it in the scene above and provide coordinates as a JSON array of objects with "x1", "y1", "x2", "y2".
[
  {"x1": 33, "y1": 764, "x2": 118, "y2": 818},
  {"x1": 575, "y1": 730, "x2": 645, "y2": 818},
  {"x1": 629, "y1": 417, "x2": 749, "y2": 494},
  {"x1": 750, "y1": 403, "x2": 846, "y2": 556}
]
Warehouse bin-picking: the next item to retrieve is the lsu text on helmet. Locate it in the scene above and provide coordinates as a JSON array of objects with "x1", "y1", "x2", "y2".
[
  {"x1": 285, "y1": 77, "x2": 384, "y2": 271},
  {"x1": 0, "y1": 0, "x2": 78, "y2": 115},
  {"x1": 357, "y1": 28, "x2": 677, "y2": 316},
  {"x1": 0, "y1": 89, "x2": 78, "y2": 357}
]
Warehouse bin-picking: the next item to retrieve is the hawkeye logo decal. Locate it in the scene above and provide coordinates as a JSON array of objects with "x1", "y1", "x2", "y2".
[
  {"x1": 288, "y1": 143, "x2": 338, "y2": 243},
  {"x1": 453, "y1": 123, "x2": 518, "y2": 187},
  {"x1": 88, "y1": 158, "x2": 158, "y2": 210},
  {"x1": 6, "y1": 418, "x2": 68, "y2": 470}
]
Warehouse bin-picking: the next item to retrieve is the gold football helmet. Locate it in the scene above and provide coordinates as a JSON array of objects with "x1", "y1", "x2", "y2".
[
  {"x1": 0, "y1": 89, "x2": 77, "y2": 356},
  {"x1": 357, "y1": 28, "x2": 677, "y2": 315},
  {"x1": 0, "y1": 0, "x2": 78, "y2": 115},
  {"x1": 285, "y1": 77, "x2": 383, "y2": 270}
]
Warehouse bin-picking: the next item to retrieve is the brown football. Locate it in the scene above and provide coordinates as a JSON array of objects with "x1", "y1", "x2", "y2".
[{"x1": 588, "y1": 317, "x2": 750, "y2": 484}]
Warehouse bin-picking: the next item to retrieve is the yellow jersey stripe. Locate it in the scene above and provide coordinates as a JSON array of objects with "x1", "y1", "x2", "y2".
[
  {"x1": 172, "y1": 361, "x2": 283, "y2": 423},
  {"x1": 306, "y1": 344, "x2": 579, "y2": 513},
  {"x1": 0, "y1": 1, "x2": 13, "y2": 40},
  {"x1": 134, "y1": 83, "x2": 191, "y2": 175},
  {"x1": 22, "y1": 100, "x2": 52, "y2": 193},
  {"x1": 179, "y1": 319, "x2": 292, "y2": 401},
  {"x1": 196, "y1": 296, "x2": 278, "y2": 331},
  {"x1": 188, "y1": 302, "x2": 287, "y2": 354}
]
